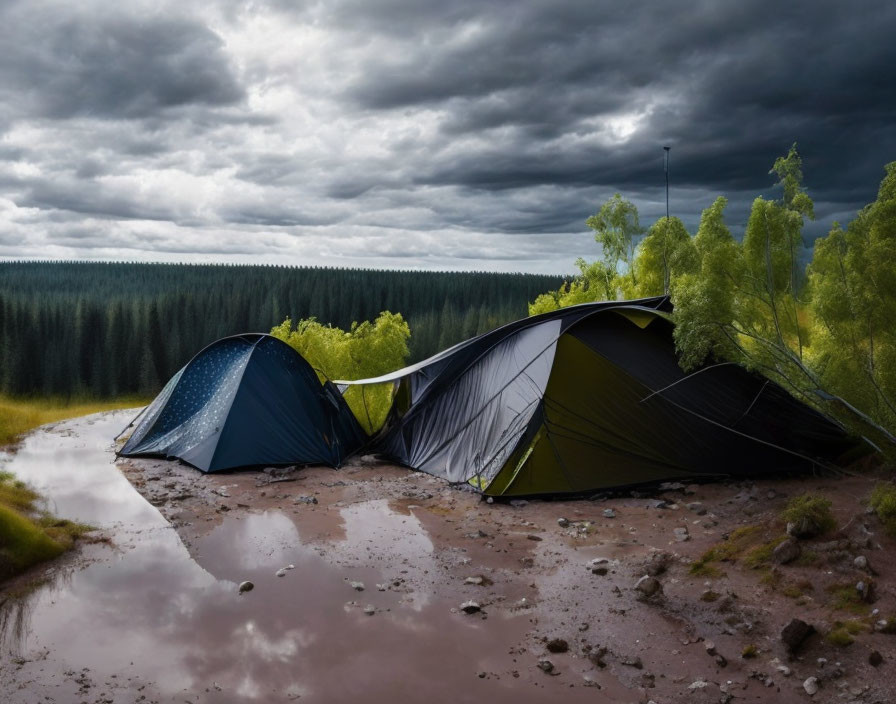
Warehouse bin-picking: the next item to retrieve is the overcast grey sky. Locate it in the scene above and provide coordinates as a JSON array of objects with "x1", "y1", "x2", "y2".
[{"x1": 1, "y1": 0, "x2": 893, "y2": 273}]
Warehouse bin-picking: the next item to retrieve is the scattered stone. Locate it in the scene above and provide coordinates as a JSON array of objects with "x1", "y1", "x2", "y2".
[
  {"x1": 526, "y1": 534, "x2": 543, "y2": 542},
  {"x1": 238, "y1": 581, "x2": 254, "y2": 594},
  {"x1": 854, "y1": 555, "x2": 869, "y2": 570},
  {"x1": 686, "y1": 502, "x2": 707, "y2": 515},
  {"x1": 557, "y1": 517, "x2": 570, "y2": 528},
  {"x1": 603, "y1": 509, "x2": 616, "y2": 519},
  {"x1": 519, "y1": 557, "x2": 535, "y2": 568},
  {"x1": 856, "y1": 580, "x2": 874, "y2": 602},
  {"x1": 635, "y1": 575, "x2": 662, "y2": 599},
  {"x1": 509, "y1": 499, "x2": 529, "y2": 508},
  {"x1": 275, "y1": 568, "x2": 287, "y2": 577},
  {"x1": 803, "y1": 676, "x2": 819, "y2": 696},
  {"x1": 688, "y1": 679, "x2": 709, "y2": 690},
  {"x1": 464, "y1": 576, "x2": 485, "y2": 585},
  {"x1": 485, "y1": 497, "x2": 494, "y2": 504},
  {"x1": 672, "y1": 526, "x2": 690, "y2": 542},
  {"x1": 363, "y1": 605, "x2": 375, "y2": 616},
  {"x1": 214, "y1": 487, "x2": 230, "y2": 497},
  {"x1": 772, "y1": 538, "x2": 802, "y2": 565},
  {"x1": 704, "y1": 640, "x2": 716, "y2": 656},
  {"x1": 477, "y1": 671, "x2": 486, "y2": 678},
  {"x1": 817, "y1": 657, "x2": 827, "y2": 668},
  {"x1": 294, "y1": 496, "x2": 318, "y2": 505},
  {"x1": 591, "y1": 565, "x2": 609, "y2": 576},
  {"x1": 350, "y1": 581, "x2": 365, "y2": 591},
  {"x1": 467, "y1": 529, "x2": 489, "y2": 539},
  {"x1": 537, "y1": 660, "x2": 554, "y2": 674},
  {"x1": 546, "y1": 638, "x2": 569, "y2": 654},
  {"x1": 460, "y1": 600, "x2": 481, "y2": 614},
  {"x1": 659, "y1": 482, "x2": 686, "y2": 492},
  {"x1": 644, "y1": 552, "x2": 671, "y2": 576},
  {"x1": 715, "y1": 654, "x2": 728, "y2": 668},
  {"x1": 781, "y1": 618, "x2": 815, "y2": 653},
  {"x1": 621, "y1": 656, "x2": 643, "y2": 669},
  {"x1": 376, "y1": 584, "x2": 387, "y2": 591},
  {"x1": 651, "y1": 500, "x2": 670, "y2": 509},
  {"x1": 869, "y1": 650, "x2": 883, "y2": 667}
]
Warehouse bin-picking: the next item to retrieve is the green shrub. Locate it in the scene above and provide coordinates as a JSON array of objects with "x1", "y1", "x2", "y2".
[
  {"x1": 781, "y1": 494, "x2": 836, "y2": 538},
  {"x1": 869, "y1": 483, "x2": 896, "y2": 536},
  {"x1": 741, "y1": 644, "x2": 758, "y2": 658}
]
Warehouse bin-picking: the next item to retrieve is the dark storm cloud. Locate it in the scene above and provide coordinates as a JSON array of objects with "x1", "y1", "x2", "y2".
[
  {"x1": 1, "y1": 0, "x2": 894, "y2": 271},
  {"x1": 0, "y1": 3, "x2": 244, "y2": 121},
  {"x1": 334, "y1": 0, "x2": 896, "y2": 214}
]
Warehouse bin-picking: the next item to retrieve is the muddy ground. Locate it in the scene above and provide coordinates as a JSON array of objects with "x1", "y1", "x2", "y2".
[
  {"x1": 118, "y1": 454, "x2": 896, "y2": 703},
  {"x1": 2, "y1": 413, "x2": 895, "y2": 703}
]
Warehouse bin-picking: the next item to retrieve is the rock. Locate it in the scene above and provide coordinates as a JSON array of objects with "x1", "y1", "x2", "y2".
[
  {"x1": 477, "y1": 671, "x2": 486, "y2": 678},
  {"x1": 464, "y1": 575, "x2": 485, "y2": 585},
  {"x1": 672, "y1": 526, "x2": 690, "y2": 542},
  {"x1": 772, "y1": 538, "x2": 802, "y2": 565},
  {"x1": 854, "y1": 555, "x2": 869, "y2": 570},
  {"x1": 557, "y1": 517, "x2": 570, "y2": 528},
  {"x1": 651, "y1": 500, "x2": 670, "y2": 509},
  {"x1": 869, "y1": 650, "x2": 883, "y2": 666},
  {"x1": 363, "y1": 605, "x2": 375, "y2": 616},
  {"x1": 715, "y1": 654, "x2": 728, "y2": 667},
  {"x1": 686, "y1": 502, "x2": 707, "y2": 515},
  {"x1": 537, "y1": 660, "x2": 554, "y2": 673},
  {"x1": 275, "y1": 568, "x2": 287, "y2": 577},
  {"x1": 704, "y1": 640, "x2": 716, "y2": 655},
  {"x1": 659, "y1": 482, "x2": 686, "y2": 492},
  {"x1": 485, "y1": 497, "x2": 494, "y2": 504},
  {"x1": 294, "y1": 496, "x2": 318, "y2": 505},
  {"x1": 526, "y1": 534, "x2": 543, "y2": 541},
  {"x1": 460, "y1": 600, "x2": 481, "y2": 614},
  {"x1": 803, "y1": 676, "x2": 819, "y2": 696},
  {"x1": 350, "y1": 581, "x2": 365, "y2": 591},
  {"x1": 856, "y1": 580, "x2": 874, "y2": 602},
  {"x1": 621, "y1": 656, "x2": 643, "y2": 669},
  {"x1": 781, "y1": 618, "x2": 815, "y2": 653},
  {"x1": 509, "y1": 499, "x2": 529, "y2": 507},
  {"x1": 546, "y1": 638, "x2": 569, "y2": 654},
  {"x1": 688, "y1": 679, "x2": 709, "y2": 690},
  {"x1": 376, "y1": 584, "x2": 387, "y2": 591},
  {"x1": 644, "y1": 552, "x2": 671, "y2": 576},
  {"x1": 603, "y1": 509, "x2": 616, "y2": 518},
  {"x1": 635, "y1": 575, "x2": 662, "y2": 598},
  {"x1": 238, "y1": 581, "x2": 254, "y2": 594},
  {"x1": 591, "y1": 565, "x2": 608, "y2": 576}
]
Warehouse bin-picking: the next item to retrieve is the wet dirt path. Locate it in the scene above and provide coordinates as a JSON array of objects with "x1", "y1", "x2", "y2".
[{"x1": 2, "y1": 411, "x2": 894, "y2": 703}]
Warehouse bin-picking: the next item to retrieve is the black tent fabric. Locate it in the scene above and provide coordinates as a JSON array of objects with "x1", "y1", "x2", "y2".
[
  {"x1": 119, "y1": 334, "x2": 366, "y2": 472},
  {"x1": 338, "y1": 298, "x2": 860, "y2": 496}
]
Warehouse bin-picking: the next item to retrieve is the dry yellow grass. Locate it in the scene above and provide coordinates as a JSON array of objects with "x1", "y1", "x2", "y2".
[
  {"x1": 0, "y1": 394, "x2": 146, "y2": 448},
  {"x1": 0, "y1": 395, "x2": 146, "y2": 580}
]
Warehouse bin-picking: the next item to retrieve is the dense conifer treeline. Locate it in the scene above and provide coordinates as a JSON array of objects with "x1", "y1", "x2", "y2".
[{"x1": 0, "y1": 261, "x2": 563, "y2": 398}]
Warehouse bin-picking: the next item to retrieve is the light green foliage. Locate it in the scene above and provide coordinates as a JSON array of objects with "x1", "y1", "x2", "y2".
[
  {"x1": 271, "y1": 311, "x2": 410, "y2": 434},
  {"x1": 781, "y1": 494, "x2": 836, "y2": 537},
  {"x1": 673, "y1": 197, "x2": 741, "y2": 369},
  {"x1": 586, "y1": 193, "x2": 644, "y2": 290},
  {"x1": 633, "y1": 216, "x2": 699, "y2": 296},
  {"x1": 527, "y1": 195, "x2": 644, "y2": 314},
  {"x1": 808, "y1": 163, "x2": 896, "y2": 447},
  {"x1": 869, "y1": 482, "x2": 896, "y2": 536},
  {"x1": 672, "y1": 147, "x2": 896, "y2": 454}
]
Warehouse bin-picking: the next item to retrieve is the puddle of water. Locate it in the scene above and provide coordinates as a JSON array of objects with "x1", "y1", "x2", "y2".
[{"x1": 2, "y1": 413, "x2": 607, "y2": 703}]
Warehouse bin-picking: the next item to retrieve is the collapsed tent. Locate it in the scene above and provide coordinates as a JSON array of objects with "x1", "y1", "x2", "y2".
[
  {"x1": 119, "y1": 334, "x2": 366, "y2": 472},
  {"x1": 339, "y1": 297, "x2": 859, "y2": 496}
]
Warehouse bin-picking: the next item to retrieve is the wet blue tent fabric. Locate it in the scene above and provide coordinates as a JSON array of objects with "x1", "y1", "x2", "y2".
[{"x1": 119, "y1": 334, "x2": 366, "y2": 472}]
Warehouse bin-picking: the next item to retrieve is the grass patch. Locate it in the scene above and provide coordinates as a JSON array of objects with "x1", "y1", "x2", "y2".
[
  {"x1": 826, "y1": 621, "x2": 867, "y2": 647},
  {"x1": 0, "y1": 394, "x2": 146, "y2": 447},
  {"x1": 689, "y1": 525, "x2": 786, "y2": 575},
  {"x1": 869, "y1": 483, "x2": 896, "y2": 537},
  {"x1": 741, "y1": 644, "x2": 758, "y2": 658},
  {"x1": 781, "y1": 494, "x2": 836, "y2": 538},
  {"x1": 826, "y1": 583, "x2": 871, "y2": 615}
]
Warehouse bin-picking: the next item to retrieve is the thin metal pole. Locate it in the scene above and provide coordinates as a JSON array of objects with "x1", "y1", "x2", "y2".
[{"x1": 663, "y1": 146, "x2": 670, "y2": 220}]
